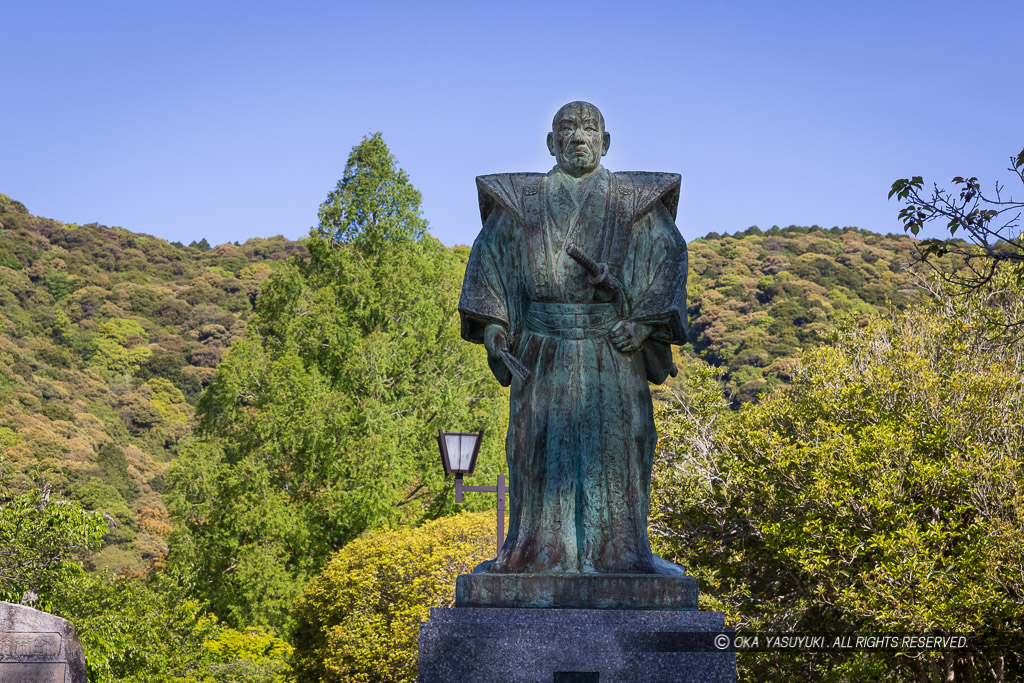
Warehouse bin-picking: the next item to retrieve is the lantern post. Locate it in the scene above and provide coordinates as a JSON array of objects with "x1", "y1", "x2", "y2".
[{"x1": 437, "y1": 430, "x2": 506, "y2": 556}]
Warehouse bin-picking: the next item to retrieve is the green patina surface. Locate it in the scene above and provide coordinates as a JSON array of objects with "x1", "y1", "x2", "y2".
[
  {"x1": 458, "y1": 103, "x2": 690, "y2": 599},
  {"x1": 456, "y1": 573, "x2": 698, "y2": 610}
]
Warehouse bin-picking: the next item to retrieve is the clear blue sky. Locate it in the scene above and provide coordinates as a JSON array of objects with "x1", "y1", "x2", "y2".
[{"x1": 3, "y1": 1, "x2": 1022, "y2": 247}]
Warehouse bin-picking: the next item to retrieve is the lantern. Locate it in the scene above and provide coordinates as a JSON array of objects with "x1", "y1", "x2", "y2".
[{"x1": 437, "y1": 430, "x2": 483, "y2": 476}]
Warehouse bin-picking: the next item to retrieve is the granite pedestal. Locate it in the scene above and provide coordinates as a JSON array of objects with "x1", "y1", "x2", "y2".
[{"x1": 418, "y1": 607, "x2": 735, "y2": 682}]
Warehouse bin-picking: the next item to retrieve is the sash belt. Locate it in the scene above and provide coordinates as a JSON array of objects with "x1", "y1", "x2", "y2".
[{"x1": 525, "y1": 302, "x2": 618, "y2": 339}]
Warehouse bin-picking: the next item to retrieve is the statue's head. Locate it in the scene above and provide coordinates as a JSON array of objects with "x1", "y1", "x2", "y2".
[{"x1": 547, "y1": 101, "x2": 610, "y2": 177}]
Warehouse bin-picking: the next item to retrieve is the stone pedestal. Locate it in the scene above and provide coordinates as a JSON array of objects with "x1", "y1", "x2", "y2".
[
  {"x1": 418, "y1": 607, "x2": 735, "y2": 682},
  {"x1": 0, "y1": 602, "x2": 87, "y2": 683}
]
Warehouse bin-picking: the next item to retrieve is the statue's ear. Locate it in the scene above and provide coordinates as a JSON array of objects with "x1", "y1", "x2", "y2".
[
  {"x1": 547, "y1": 132, "x2": 556, "y2": 156},
  {"x1": 602, "y1": 132, "x2": 611, "y2": 157}
]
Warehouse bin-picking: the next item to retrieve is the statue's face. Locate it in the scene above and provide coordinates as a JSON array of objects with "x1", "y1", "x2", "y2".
[{"x1": 547, "y1": 103, "x2": 610, "y2": 177}]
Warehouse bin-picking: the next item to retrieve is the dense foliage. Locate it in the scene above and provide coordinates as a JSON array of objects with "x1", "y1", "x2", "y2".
[
  {"x1": 316, "y1": 132, "x2": 428, "y2": 246},
  {"x1": 292, "y1": 511, "x2": 497, "y2": 682},
  {"x1": 165, "y1": 135, "x2": 508, "y2": 635},
  {"x1": 0, "y1": 471, "x2": 291, "y2": 681},
  {"x1": 0, "y1": 469, "x2": 105, "y2": 604},
  {"x1": 651, "y1": 282, "x2": 1024, "y2": 681},
  {"x1": 0, "y1": 195, "x2": 301, "y2": 572},
  {"x1": 50, "y1": 571, "x2": 292, "y2": 682},
  {"x1": 685, "y1": 225, "x2": 942, "y2": 402}
]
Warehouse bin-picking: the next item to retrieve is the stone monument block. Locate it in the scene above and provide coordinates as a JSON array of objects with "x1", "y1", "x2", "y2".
[
  {"x1": 418, "y1": 607, "x2": 735, "y2": 682},
  {"x1": 0, "y1": 602, "x2": 87, "y2": 683}
]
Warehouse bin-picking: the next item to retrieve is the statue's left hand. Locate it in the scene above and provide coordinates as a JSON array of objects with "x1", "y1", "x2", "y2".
[
  {"x1": 610, "y1": 320, "x2": 650, "y2": 353},
  {"x1": 484, "y1": 323, "x2": 510, "y2": 358}
]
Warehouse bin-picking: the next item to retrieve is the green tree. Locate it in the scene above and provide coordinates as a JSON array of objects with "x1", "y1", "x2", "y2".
[
  {"x1": 94, "y1": 317, "x2": 153, "y2": 376},
  {"x1": 291, "y1": 511, "x2": 497, "y2": 682},
  {"x1": 167, "y1": 134, "x2": 508, "y2": 634},
  {"x1": 652, "y1": 286, "x2": 1024, "y2": 681},
  {"x1": 316, "y1": 132, "x2": 427, "y2": 246},
  {"x1": 0, "y1": 469, "x2": 106, "y2": 604},
  {"x1": 50, "y1": 571, "x2": 292, "y2": 682}
]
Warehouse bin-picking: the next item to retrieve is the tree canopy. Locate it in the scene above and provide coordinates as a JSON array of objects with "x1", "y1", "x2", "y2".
[
  {"x1": 0, "y1": 196, "x2": 301, "y2": 573},
  {"x1": 292, "y1": 511, "x2": 497, "y2": 682},
  {"x1": 0, "y1": 470, "x2": 106, "y2": 604},
  {"x1": 652, "y1": 284, "x2": 1024, "y2": 681},
  {"x1": 50, "y1": 571, "x2": 293, "y2": 682},
  {"x1": 166, "y1": 134, "x2": 508, "y2": 634},
  {"x1": 316, "y1": 132, "x2": 428, "y2": 246}
]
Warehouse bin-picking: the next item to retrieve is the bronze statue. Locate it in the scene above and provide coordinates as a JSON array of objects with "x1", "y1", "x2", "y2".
[{"x1": 459, "y1": 101, "x2": 689, "y2": 577}]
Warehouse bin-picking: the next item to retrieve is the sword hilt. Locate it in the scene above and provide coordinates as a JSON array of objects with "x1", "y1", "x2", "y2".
[{"x1": 565, "y1": 242, "x2": 621, "y2": 293}]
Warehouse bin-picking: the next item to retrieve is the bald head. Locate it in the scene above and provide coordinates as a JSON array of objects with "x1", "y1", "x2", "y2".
[
  {"x1": 552, "y1": 101, "x2": 605, "y2": 131},
  {"x1": 547, "y1": 101, "x2": 610, "y2": 177}
]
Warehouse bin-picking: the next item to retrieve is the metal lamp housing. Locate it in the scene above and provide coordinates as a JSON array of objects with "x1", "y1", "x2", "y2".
[{"x1": 438, "y1": 430, "x2": 483, "y2": 476}]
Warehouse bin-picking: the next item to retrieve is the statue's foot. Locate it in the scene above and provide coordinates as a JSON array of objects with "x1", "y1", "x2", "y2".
[
  {"x1": 472, "y1": 558, "x2": 496, "y2": 574},
  {"x1": 651, "y1": 554, "x2": 688, "y2": 576}
]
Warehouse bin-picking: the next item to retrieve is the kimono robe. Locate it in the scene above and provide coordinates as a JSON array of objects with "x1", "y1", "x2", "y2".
[{"x1": 459, "y1": 165, "x2": 689, "y2": 575}]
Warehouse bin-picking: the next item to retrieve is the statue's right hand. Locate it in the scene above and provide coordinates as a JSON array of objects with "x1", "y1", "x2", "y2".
[{"x1": 484, "y1": 324, "x2": 509, "y2": 358}]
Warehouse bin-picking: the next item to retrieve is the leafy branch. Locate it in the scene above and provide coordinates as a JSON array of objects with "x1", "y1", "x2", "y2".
[{"x1": 889, "y1": 148, "x2": 1024, "y2": 292}]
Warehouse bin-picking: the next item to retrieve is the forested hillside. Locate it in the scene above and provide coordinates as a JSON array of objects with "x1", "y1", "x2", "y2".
[
  {"x1": 686, "y1": 226, "x2": 930, "y2": 402},
  {"x1": 0, "y1": 193, "x2": 303, "y2": 572}
]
